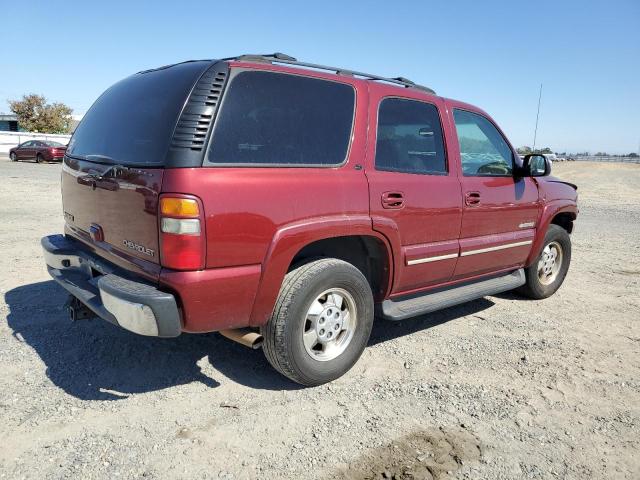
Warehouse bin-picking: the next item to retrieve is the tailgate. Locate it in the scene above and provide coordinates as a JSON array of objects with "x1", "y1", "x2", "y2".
[{"x1": 62, "y1": 159, "x2": 163, "y2": 278}]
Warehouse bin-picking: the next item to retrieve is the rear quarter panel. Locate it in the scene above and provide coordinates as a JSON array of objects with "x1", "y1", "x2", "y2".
[{"x1": 162, "y1": 167, "x2": 371, "y2": 269}]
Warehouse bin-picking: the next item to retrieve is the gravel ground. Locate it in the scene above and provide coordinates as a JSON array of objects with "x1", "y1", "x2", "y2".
[{"x1": 0, "y1": 156, "x2": 638, "y2": 479}]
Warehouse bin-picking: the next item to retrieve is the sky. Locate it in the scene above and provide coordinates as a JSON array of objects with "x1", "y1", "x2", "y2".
[{"x1": 1, "y1": 0, "x2": 638, "y2": 154}]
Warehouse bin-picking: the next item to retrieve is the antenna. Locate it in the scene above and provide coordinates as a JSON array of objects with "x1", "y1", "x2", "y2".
[{"x1": 532, "y1": 83, "x2": 542, "y2": 152}]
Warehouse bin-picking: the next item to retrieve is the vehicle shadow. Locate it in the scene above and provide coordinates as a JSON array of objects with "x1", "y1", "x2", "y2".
[
  {"x1": 493, "y1": 290, "x2": 536, "y2": 302},
  {"x1": 369, "y1": 297, "x2": 495, "y2": 346},
  {"x1": 5, "y1": 281, "x2": 496, "y2": 400},
  {"x1": 4, "y1": 280, "x2": 299, "y2": 400}
]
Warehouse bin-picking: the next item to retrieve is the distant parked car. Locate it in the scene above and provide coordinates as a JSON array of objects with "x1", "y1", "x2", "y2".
[{"x1": 9, "y1": 140, "x2": 67, "y2": 163}]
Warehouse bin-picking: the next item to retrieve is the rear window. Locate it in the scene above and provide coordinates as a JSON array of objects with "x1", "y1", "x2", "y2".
[
  {"x1": 206, "y1": 70, "x2": 355, "y2": 166},
  {"x1": 67, "y1": 61, "x2": 210, "y2": 166}
]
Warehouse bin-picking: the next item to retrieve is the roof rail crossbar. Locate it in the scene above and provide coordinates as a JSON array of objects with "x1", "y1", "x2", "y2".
[{"x1": 230, "y1": 54, "x2": 436, "y2": 94}]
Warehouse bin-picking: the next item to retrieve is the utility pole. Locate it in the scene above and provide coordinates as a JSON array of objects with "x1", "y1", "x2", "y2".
[{"x1": 532, "y1": 83, "x2": 543, "y2": 153}]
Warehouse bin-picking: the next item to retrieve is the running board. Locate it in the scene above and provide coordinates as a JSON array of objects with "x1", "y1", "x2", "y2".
[{"x1": 381, "y1": 269, "x2": 525, "y2": 321}]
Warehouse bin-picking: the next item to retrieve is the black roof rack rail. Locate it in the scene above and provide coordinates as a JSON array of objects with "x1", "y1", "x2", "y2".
[
  {"x1": 229, "y1": 53, "x2": 436, "y2": 94},
  {"x1": 235, "y1": 52, "x2": 298, "y2": 62}
]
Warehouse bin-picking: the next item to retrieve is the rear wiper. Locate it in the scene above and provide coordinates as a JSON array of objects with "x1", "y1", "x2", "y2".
[
  {"x1": 82, "y1": 154, "x2": 155, "y2": 169},
  {"x1": 85, "y1": 154, "x2": 118, "y2": 164},
  {"x1": 68, "y1": 152, "x2": 157, "y2": 170}
]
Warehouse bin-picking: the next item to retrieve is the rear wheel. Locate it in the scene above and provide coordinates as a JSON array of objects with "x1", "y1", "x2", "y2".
[
  {"x1": 262, "y1": 258, "x2": 374, "y2": 386},
  {"x1": 36, "y1": 153, "x2": 44, "y2": 163},
  {"x1": 517, "y1": 224, "x2": 571, "y2": 299},
  {"x1": 10, "y1": 152, "x2": 17, "y2": 161}
]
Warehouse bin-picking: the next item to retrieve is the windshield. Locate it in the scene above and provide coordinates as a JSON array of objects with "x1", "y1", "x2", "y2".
[{"x1": 67, "y1": 61, "x2": 211, "y2": 166}]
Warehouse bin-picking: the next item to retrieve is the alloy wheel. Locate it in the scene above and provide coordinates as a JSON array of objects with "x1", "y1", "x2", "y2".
[
  {"x1": 302, "y1": 288, "x2": 357, "y2": 362},
  {"x1": 537, "y1": 241, "x2": 563, "y2": 285}
]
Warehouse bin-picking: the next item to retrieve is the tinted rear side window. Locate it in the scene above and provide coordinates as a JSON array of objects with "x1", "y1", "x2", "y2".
[
  {"x1": 67, "y1": 61, "x2": 210, "y2": 166},
  {"x1": 206, "y1": 71, "x2": 355, "y2": 166},
  {"x1": 375, "y1": 98, "x2": 446, "y2": 174}
]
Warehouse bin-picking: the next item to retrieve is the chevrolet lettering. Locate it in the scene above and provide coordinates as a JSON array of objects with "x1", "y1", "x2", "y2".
[{"x1": 122, "y1": 240, "x2": 154, "y2": 257}]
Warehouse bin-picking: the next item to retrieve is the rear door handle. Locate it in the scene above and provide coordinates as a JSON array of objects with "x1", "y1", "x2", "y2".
[
  {"x1": 381, "y1": 191, "x2": 405, "y2": 209},
  {"x1": 465, "y1": 191, "x2": 481, "y2": 206}
]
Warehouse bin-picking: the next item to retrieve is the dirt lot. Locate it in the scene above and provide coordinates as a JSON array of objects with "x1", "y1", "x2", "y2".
[{"x1": 0, "y1": 157, "x2": 638, "y2": 479}]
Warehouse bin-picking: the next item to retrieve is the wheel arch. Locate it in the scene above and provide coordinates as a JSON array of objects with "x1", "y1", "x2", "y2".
[
  {"x1": 550, "y1": 211, "x2": 576, "y2": 234},
  {"x1": 248, "y1": 215, "x2": 394, "y2": 326},
  {"x1": 527, "y1": 201, "x2": 578, "y2": 265},
  {"x1": 289, "y1": 235, "x2": 391, "y2": 299}
]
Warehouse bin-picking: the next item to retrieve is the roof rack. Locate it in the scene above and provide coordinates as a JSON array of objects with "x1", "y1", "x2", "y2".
[{"x1": 231, "y1": 53, "x2": 436, "y2": 95}]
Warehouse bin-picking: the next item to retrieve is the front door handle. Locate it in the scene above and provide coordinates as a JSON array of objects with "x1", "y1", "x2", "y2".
[
  {"x1": 465, "y1": 191, "x2": 481, "y2": 206},
  {"x1": 381, "y1": 191, "x2": 405, "y2": 209}
]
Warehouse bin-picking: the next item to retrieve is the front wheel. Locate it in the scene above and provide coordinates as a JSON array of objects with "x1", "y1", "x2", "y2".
[
  {"x1": 10, "y1": 152, "x2": 17, "y2": 161},
  {"x1": 517, "y1": 224, "x2": 572, "y2": 299},
  {"x1": 262, "y1": 258, "x2": 374, "y2": 386}
]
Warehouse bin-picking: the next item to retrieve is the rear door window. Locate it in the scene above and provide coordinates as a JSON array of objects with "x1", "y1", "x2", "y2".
[
  {"x1": 67, "y1": 61, "x2": 211, "y2": 166},
  {"x1": 375, "y1": 98, "x2": 447, "y2": 174},
  {"x1": 206, "y1": 70, "x2": 355, "y2": 166}
]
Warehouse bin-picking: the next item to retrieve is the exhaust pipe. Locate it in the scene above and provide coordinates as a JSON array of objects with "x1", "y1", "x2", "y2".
[{"x1": 219, "y1": 328, "x2": 263, "y2": 349}]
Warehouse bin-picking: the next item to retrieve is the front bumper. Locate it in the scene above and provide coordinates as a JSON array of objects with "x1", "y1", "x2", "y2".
[{"x1": 42, "y1": 234, "x2": 181, "y2": 337}]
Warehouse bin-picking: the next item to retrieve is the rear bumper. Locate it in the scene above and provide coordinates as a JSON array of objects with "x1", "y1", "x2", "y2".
[
  {"x1": 42, "y1": 153, "x2": 64, "y2": 161},
  {"x1": 42, "y1": 234, "x2": 181, "y2": 337}
]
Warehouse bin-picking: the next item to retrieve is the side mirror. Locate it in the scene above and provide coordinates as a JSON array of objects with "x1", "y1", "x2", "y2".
[{"x1": 521, "y1": 154, "x2": 551, "y2": 177}]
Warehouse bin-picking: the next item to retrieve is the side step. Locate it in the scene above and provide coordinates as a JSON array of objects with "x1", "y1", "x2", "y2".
[{"x1": 381, "y1": 269, "x2": 525, "y2": 321}]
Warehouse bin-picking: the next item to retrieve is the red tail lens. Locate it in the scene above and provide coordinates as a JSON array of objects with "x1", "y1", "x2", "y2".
[
  {"x1": 160, "y1": 233, "x2": 203, "y2": 270},
  {"x1": 159, "y1": 195, "x2": 205, "y2": 270}
]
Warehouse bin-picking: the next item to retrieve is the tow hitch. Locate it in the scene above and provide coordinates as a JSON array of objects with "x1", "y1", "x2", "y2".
[{"x1": 65, "y1": 295, "x2": 95, "y2": 321}]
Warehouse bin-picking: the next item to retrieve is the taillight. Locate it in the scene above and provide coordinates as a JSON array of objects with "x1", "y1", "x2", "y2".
[{"x1": 159, "y1": 195, "x2": 205, "y2": 270}]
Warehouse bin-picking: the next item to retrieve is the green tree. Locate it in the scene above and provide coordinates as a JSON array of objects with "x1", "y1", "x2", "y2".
[
  {"x1": 537, "y1": 147, "x2": 553, "y2": 154},
  {"x1": 629, "y1": 153, "x2": 639, "y2": 158},
  {"x1": 517, "y1": 146, "x2": 532, "y2": 154},
  {"x1": 8, "y1": 94, "x2": 73, "y2": 134}
]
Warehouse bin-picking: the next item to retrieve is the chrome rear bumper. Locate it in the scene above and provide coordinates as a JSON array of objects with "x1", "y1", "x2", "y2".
[{"x1": 42, "y1": 234, "x2": 181, "y2": 337}]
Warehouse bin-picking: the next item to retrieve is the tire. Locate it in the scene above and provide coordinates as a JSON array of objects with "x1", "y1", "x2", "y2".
[
  {"x1": 517, "y1": 224, "x2": 571, "y2": 299},
  {"x1": 262, "y1": 258, "x2": 374, "y2": 386},
  {"x1": 36, "y1": 153, "x2": 44, "y2": 163},
  {"x1": 10, "y1": 152, "x2": 17, "y2": 162}
]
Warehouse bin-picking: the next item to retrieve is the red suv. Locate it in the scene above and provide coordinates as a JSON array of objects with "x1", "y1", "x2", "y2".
[{"x1": 42, "y1": 53, "x2": 578, "y2": 386}]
